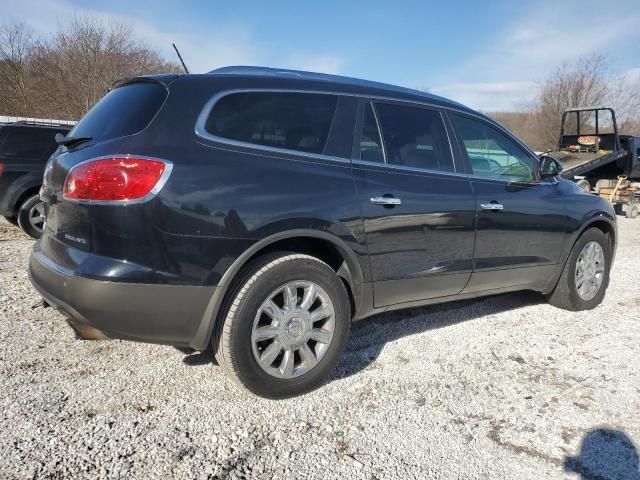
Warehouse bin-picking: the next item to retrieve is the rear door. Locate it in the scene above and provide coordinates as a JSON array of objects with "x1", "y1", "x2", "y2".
[
  {"x1": 352, "y1": 99, "x2": 475, "y2": 307},
  {"x1": 447, "y1": 112, "x2": 567, "y2": 292}
]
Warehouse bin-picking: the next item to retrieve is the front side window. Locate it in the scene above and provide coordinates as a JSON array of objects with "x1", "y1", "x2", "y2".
[
  {"x1": 375, "y1": 103, "x2": 454, "y2": 172},
  {"x1": 204, "y1": 92, "x2": 338, "y2": 155},
  {"x1": 450, "y1": 114, "x2": 535, "y2": 182}
]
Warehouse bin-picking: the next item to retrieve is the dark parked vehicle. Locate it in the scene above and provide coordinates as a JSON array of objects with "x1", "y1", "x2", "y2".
[
  {"x1": 0, "y1": 120, "x2": 71, "y2": 238},
  {"x1": 29, "y1": 67, "x2": 617, "y2": 398}
]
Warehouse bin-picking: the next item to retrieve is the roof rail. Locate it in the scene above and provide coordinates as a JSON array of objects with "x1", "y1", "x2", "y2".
[{"x1": 0, "y1": 115, "x2": 77, "y2": 127}]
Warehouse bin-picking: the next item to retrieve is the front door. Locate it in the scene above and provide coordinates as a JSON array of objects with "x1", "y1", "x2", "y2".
[
  {"x1": 448, "y1": 112, "x2": 567, "y2": 293},
  {"x1": 353, "y1": 100, "x2": 476, "y2": 307}
]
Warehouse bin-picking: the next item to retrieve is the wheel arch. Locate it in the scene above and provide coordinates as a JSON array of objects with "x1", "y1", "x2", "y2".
[
  {"x1": 545, "y1": 213, "x2": 617, "y2": 295},
  {"x1": 189, "y1": 229, "x2": 364, "y2": 351},
  {"x1": 4, "y1": 173, "x2": 42, "y2": 217},
  {"x1": 577, "y1": 215, "x2": 617, "y2": 258}
]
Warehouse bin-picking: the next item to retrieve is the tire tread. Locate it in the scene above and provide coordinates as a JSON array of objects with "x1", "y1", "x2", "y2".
[{"x1": 214, "y1": 253, "x2": 333, "y2": 392}]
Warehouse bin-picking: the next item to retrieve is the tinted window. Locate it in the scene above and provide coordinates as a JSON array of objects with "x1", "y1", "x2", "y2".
[
  {"x1": 359, "y1": 102, "x2": 384, "y2": 162},
  {"x1": 0, "y1": 126, "x2": 64, "y2": 159},
  {"x1": 375, "y1": 103, "x2": 454, "y2": 172},
  {"x1": 69, "y1": 82, "x2": 167, "y2": 143},
  {"x1": 451, "y1": 114, "x2": 534, "y2": 182},
  {"x1": 205, "y1": 92, "x2": 338, "y2": 154},
  {"x1": 323, "y1": 96, "x2": 357, "y2": 159}
]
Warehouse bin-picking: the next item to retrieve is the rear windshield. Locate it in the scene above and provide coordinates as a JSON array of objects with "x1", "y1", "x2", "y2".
[
  {"x1": 0, "y1": 126, "x2": 66, "y2": 159},
  {"x1": 204, "y1": 92, "x2": 338, "y2": 155},
  {"x1": 69, "y1": 82, "x2": 167, "y2": 143}
]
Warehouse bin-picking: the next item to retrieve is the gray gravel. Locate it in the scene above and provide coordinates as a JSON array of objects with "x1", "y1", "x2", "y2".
[{"x1": 1, "y1": 216, "x2": 639, "y2": 479}]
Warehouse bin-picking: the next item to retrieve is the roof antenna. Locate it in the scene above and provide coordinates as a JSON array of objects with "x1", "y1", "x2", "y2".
[{"x1": 172, "y1": 43, "x2": 190, "y2": 74}]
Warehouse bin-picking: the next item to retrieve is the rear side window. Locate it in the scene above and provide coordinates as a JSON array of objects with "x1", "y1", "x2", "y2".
[
  {"x1": 375, "y1": 103, "x2": 455, "y2": 172},
  {"x1": 0, "y1": 126, "x2": 64, "y2": 159},
  {"x1": 69, "y1": 82, "x2": 167, "y2": 143},
  {"x1": 204, "y1": 92, "x2": 339, "y2": 155}
]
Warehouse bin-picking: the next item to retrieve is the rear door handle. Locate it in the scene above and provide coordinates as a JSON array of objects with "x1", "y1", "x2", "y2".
[
  {"x1": 370, "y1": 196, "x2": 402, "y2": 206},
  {"x1": 480, "y1": 202, "x2": 503, "y2": 211}
]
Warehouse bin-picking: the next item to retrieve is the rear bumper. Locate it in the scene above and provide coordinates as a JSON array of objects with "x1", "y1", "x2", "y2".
[{"x1": 29, "y1": 244, "x2": 215, "y2": 347}]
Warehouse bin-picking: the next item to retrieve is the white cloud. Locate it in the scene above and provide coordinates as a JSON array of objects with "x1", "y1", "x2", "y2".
[
  {"x1": 431, "y1": 81, "x2": 537, "y2": 111},
  {"x1": 2, "y1": 0, "x2": 346, "y2": 74},
  {"x1": 431, "y1": 0, "x2": 640, "y2": 111}
]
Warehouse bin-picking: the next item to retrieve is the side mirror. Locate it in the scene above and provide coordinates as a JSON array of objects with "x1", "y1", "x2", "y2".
[{"x1": 539, "y1": 155, "x2": 563, "y2": 178}]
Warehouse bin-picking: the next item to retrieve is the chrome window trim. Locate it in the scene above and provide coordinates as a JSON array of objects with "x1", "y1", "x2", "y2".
[
  {"x1": 352, "y1": 159, "x2": 470, "y2": 179},
  {"x1": 194, "y1": 87, "x2": 540, "y2": 169},
  {"x1": 62, "y1": 155, "x2": 174, "y2": 206},
  {"x1": 194, "y1": 89, "x2": 351, "y2": 165}
]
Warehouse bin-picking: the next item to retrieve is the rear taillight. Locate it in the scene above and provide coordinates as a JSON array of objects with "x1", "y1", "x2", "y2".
[
  {"x1": 0, "y1": 162, "x2": 4, "y2": 176},
  {"x1": 63, "y1": 156, "x2": 171, "y2": 202}
]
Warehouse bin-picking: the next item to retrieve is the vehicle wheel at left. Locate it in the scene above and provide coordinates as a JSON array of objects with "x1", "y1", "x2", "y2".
[
  {"x1": 2, "y1": 215, "x2": 18, "y2": 226},
  {"x1": 17, "y1": 194, "x2": 45, "y2": 239},
  {"x1": 547, "y1": 227, "x2": 611, "y2": 311}
]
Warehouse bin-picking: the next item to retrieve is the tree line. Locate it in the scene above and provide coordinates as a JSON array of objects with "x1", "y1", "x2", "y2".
[
  {"x1": 0, "y1": 17, "x2": 179, "y2": 121},
  {"x1": 1, "y1": 17, "x2": 639, "y2": 152},
  {"x1": 488, "y1": 55, "x2": 640, "y2": 151}
]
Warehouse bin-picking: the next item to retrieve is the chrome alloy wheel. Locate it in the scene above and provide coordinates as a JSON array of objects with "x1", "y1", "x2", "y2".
[
  {"x1": 575, "y1": 241, "x2": 605, "y2": 301},
  {"x1": 251, "y1": 280, "x2": 335, "y2": 379},
  {"x1": 28, "y1": 201, "x2": 45, "y2": 233}
]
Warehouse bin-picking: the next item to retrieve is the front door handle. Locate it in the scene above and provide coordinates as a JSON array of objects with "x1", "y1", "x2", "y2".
[
  {"x1": 370, "y1": 196, "x2": 402, "y2": 206},
  {"x1": 480, "y1": 202, "x2": 504, "y2": 211}
]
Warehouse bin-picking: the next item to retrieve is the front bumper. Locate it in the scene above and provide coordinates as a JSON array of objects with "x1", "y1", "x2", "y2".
[{"x1": 29, "y1": 245, "x2": 215, "y2": 347}]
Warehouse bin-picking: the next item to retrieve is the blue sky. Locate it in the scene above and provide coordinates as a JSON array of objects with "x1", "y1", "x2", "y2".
[{"x1": 5, "y1": 0, "x2": 640, "y2": 111}]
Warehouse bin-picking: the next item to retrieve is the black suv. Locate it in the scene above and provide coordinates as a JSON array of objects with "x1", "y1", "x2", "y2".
[
  {"x1": 0, "y1": 121, "x2": 71, "y2": 238},
  {"x1": 29, "y1": 67, "x2": 617, "y2": 398}
]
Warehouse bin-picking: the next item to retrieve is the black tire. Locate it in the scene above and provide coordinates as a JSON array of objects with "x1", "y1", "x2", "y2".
[
  {"x1": 547, "y1": 228, "x2": 611, "y2": 311},
  {"x1": 2, "y1": 215, "x2": 18, "y2": 226},
  {"x1": 213, "y1": 253, "x2": 350, "y2": 399},
  {"x1": 17, "y1": 194, "x2": 45, "y2": 239}
]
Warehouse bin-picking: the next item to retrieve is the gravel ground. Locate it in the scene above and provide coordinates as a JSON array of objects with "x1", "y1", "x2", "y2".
[{"x1": 1, "y1": 217, "x2": 639, "y2": 480}]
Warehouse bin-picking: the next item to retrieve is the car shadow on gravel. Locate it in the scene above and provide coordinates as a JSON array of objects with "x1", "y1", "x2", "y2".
[
  {"x1": 178, "y1": 291, "x2": 545, "y2": 381},
  {"x1": 181, "y1": 346, "x2": 217, "y2": 366},
  {"x1": 564, "y1": 428, "x2": 640, "y2": 479},
  {"x1": 329, "y1": 290, "x2": 545, "y2": 382}
]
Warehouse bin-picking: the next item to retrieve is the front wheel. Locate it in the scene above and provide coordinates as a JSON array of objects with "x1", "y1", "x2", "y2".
[
  {"x1": 547, "y1": 228, "x2": 611, "y2": 311},
  {"x1": 17, "y1": 194, "x2": 45, "y2": 239},
  {"x1": 214, "y1": 253, "x2": 350, "y2": 398}
]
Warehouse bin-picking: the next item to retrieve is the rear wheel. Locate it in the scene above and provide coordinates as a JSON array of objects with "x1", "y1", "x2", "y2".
[
  {"x1": 17, "y1": 194, "x2": 45, "y2": 239},
  {"x1": 214, "y1": 253, "x2": 350, "y2": 398},
  {"x1": 547, "y1": 228, "x2": 611, "y2": 311}
]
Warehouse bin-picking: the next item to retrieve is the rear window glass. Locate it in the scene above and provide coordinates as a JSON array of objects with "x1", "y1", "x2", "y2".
[
  {"x1": 69, "y1": 82, "x2": 167, "y2": 143},
  {"x1": 375, "y1": 103, "x2": 454, "y2": 172},
  {"x1": 204, "y1": 92, "x2": 339, "y2": 154},
  {"x1": 0, "y1": 126, "x2": 65, "y2": 159}
]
